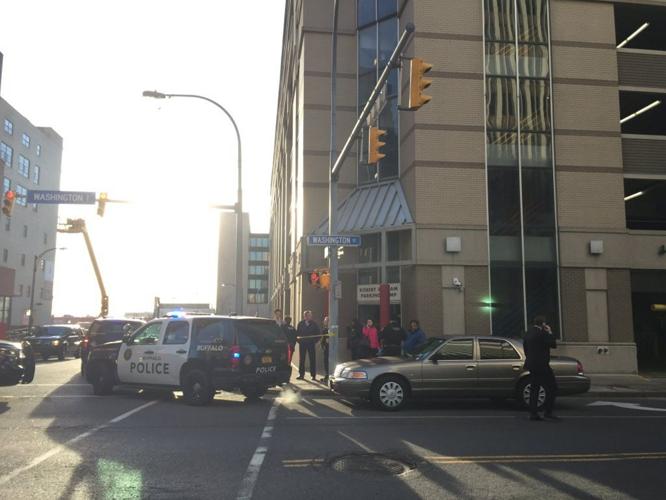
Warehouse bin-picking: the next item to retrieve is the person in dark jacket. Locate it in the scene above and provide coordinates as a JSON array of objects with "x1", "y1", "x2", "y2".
[
  {"x1": 346, "y1": 319, "x2": 363, "y2": 360},
  {"x1": 296, "y1": 310, "x2": 320, "y2": 381},
  {"x1": 403, "y1": 320, "x2": 427, "y2": 355},
  {"x1": 283, "y1": 316, "x2": 297, "y2": 364},
  {"x1": 378, "y1": 319, "x2": 407, "y2": 356},
  {"x1": 321, "y1": 316, "x2": 330, "y2": 383},
  {"x1": 523, "y1": 315, "x2": 559, "y2": 421}
]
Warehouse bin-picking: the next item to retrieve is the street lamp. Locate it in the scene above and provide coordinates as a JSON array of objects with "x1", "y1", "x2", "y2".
[
  {"x1": 28, "y1": 247, "x2": 65, "y2": 333},
  {"x1": 143, "y1": 90, "x2": 244, "y2": 315}
]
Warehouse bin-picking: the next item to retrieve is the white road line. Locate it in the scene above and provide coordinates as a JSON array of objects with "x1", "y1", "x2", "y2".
[
  {"x1": 0, "y1": 395, "x2": 101, "y2": 399},
  {"x1": 285, "y1": 415, "x2": 666, "y2": 420},
  {"x1": 236, "y1": 399, "x2": 280, "y2": 500},
  {"x1": 0, "y1": 400, "x2": 158, "y2": 486}
]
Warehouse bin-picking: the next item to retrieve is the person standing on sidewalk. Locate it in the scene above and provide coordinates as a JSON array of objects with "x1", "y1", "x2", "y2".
[
  {"x1": 378, "y1": 318, "x2": 407, "y2": 357},
  {"x1": 296, "y1": 310, "x2": 320, "y2": 381},
  {"x1": 321, "y1": 316, "x2": 330, "y2": 384},
  {"x1": 404, "y1": 320, "x2": 427, "y2": 355},
  {"x1": 523, "y1": 315, "x2": 559, "y2": 421},
  {"x1": 362, "y1": 319, "x2": 380, "y2": 358},
  {"x1": 284, "y1": 316, "x2": 297, "y2": 364}
]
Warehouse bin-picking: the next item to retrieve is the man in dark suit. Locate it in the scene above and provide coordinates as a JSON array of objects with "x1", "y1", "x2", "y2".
[
  {"x1": 523, "y1": 315, "x2": 559, "y2": 421},
  {"x1": 296, "y1": 310, "x2": 320, "y2": 381}
]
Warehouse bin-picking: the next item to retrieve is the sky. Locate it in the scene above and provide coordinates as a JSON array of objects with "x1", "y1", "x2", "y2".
[{"x1": 0, "y1": 0, "x2": 286, "y2": 317}]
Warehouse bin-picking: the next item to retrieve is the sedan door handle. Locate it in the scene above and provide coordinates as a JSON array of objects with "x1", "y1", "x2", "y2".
[
  {"x1": 512, "y1": 365, "x2": 522, "y2": 371},
  {"x1": 176, "y1": 349, "x2": 187, "y2": 354},
  {"x1": 466, "y1": 365, "x2": 476, "y2": 371},
  {"x1": 144, "y1": 350, "x2": 154, "y2": 355}
]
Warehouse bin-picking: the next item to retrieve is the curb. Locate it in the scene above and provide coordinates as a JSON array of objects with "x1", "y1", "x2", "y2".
[{"x1": 584, "y1": 390, "x2": 666, "y2": 398}]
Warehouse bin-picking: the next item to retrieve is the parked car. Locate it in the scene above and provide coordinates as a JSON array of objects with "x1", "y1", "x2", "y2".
[
  {"x1": 85, "y1": 315, "x2": 291, "y2": 405},
  {"x1": 25, "y1": 325, "x2": 85, "y2": 361},
  {"x1": 0, "y1": 339, "x2": 35, "y2": 385},
  {"x1": 331, "y1": 336, "x2": 590, "y2": 411},
  {"x1": 80, "y1": 318, "x2": 144, "y2": 376}
]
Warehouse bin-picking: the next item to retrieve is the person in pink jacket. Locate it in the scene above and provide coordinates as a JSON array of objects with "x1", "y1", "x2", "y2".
[{"x1": 362, "y1": 319, "x2": 380, "y2": 357}]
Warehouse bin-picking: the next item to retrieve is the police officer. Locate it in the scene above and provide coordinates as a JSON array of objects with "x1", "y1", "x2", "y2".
[
  {"x1": 296, "y1": 310, "x2": 320, "y2": 381},
  {"x1": 378, "y1": 318, "x2": 407, "y2": 357},
  {"x1": 523, "y1": 315, "x2": 559, "y2": 421}
]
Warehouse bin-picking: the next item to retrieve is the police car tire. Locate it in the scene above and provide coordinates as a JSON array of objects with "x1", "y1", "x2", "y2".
[
  {"x1": 92, "y1": 364, "x2": 114, "y2": 396},
  {"x1": 241, "y1": 385, "x2": 268, "y2": 400},
  {"x1": 183, "y1": 369, "x2": 214, "y2": 406},
  {"x1": 371, "y1": 375, "x2": 408, "y2": 412}
]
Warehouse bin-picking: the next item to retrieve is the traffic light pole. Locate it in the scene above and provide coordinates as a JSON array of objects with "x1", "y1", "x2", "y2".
[
  {"x1": 327, "y1": 22, "x2": 414, "y2": 373},
  {"x1": 328, "y1": 0, "x2": 340, "y2": 377},
  {"x1": 142, "y1": 91, "x2": 244, "y2": 315}
]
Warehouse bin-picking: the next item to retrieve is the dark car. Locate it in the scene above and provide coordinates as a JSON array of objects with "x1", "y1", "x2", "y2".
[
  {"x1": 0, "y1": 340, "x2": 35, "y2": 385},
  {"x1": 80, "y1": 318, "x2": 144, "y2": 375},
  {"x1": 26, "y1": 325, "x2": 85, "y2": 361},
  {"x1": 86, "y1": 315, "x2": 291, "y2": 405}
]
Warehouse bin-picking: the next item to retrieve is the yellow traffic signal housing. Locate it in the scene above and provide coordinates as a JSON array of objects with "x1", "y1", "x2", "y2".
[
  {"x1": 2, "y1": 190, "x2": 16, "y2": 217},
  {"x1": 97, "y1": 192, "x2": 108, "y2": 217},
  {"x1": 319, "y1": 271, "x2": 331, "y2": 290},
  {"x1": 409, "y1": 57, "x2": 433, "y2": 109},
  {"x1": 368, "y1": 126, "x2": 387, "y2": 164}
]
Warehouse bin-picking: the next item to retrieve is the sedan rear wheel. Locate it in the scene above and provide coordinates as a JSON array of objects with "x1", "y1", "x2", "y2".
[
  {"x1": 518, "y1": 378, "x2": 547, "y2": 410},
  {"x1": 372, "y1": 376, "x2": 408, "y2": 411}
]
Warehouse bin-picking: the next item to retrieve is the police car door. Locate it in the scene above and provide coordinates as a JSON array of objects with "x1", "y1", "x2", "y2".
[
  {"x1": 117, "y1": 320, "x2": 166, "y2": 385},
  {"x1": 160, "y1": 319, "x2": 192, "y2": 386}
]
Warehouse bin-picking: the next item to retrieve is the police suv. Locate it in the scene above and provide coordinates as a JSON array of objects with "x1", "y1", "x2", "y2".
[{"x1": 85, "y1": 315, "x2": 291, "y2": 405}]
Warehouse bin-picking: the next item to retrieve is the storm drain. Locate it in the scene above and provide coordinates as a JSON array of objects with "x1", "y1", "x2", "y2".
[{"x1": 329, "y1": 453, "x2": 416, "y2": 476}]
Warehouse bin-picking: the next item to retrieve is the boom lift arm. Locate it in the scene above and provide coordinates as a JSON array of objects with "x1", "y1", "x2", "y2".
[{"x1": 57, "y1": 218, "x2": 109, "y2": 317}]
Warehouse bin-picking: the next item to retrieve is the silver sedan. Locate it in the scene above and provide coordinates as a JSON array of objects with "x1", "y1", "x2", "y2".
[{"x1": 331, "y1": 336, "x2": 590, "y2": 411}]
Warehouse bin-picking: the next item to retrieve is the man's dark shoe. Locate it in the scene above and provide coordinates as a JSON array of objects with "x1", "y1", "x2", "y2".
[
  {"x1": 296, "y1": 375, "x2": 305, "y2": 380},
  {"x1": 544, "y1": 414, "x2": 562, "y2": 421},
  {"x1": 311, "y1": 376, "x2": 318, "y2": 382},
  {"x1": 529, "y1": 414, "x2": 543, "y2": 421}
]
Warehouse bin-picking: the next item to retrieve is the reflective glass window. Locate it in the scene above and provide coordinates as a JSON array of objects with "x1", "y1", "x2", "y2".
[
  {"x1": 519, "y1": 79, "x2": 551, "y2": 131},
  {"x1": 517, "y1": 0, "x2": 549, "y2": 43},
  {"x1": 436, "y1": 339, "x2": 474, "y2": 360},
  {"x1": 486, "y1": 43, "x2": 516, "y2": 77},
  {"x1": 486, "y1": 77, "x2": 518, "y2": 131},
  {"x1": 485, "y1": 0, "x2": 516, "y2": 42}
]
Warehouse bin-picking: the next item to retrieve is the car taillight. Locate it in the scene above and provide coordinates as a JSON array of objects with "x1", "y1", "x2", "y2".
[
  {"x1": 576, "y1": 361, "x2": 584, "y2": 374},
  {"x1": 231, "y1": 345, "x2": 241, "y2": 369}
]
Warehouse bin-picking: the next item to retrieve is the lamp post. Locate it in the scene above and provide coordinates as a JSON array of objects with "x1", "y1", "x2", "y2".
[
  {"x1": 143, "y1": 90, "x2": 244, "y2": 315},
  {"x1": 28, "y1": 247, "x2": 65, "y2": 333}
]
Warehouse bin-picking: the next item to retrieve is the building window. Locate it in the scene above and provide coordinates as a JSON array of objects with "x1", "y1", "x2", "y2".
[
  {"x1": 2, "y1": 177, "x2": 10, "y2": 196},
  {"x1": 483, "y1": 0, "x2": 559, "y2": 337},
  {"x1": 21, "y1": 254, "x2": 26, "y2": 266},
  {"x1": 0, "y1": 142, "x2": 13, "y2": 167},
  {"x1": 33, "y1": 165, "x2": 40, "y2": 185},
  {"x1": 357, "y1": 0, "x2": 400, "y2": 184},
  {"x1": 358, "y1": 267, "x2": 380, "y2": 285},
  {"x1": 18, "y1": 155, "x2": 30, "y2": 178},
  {"x1": 2, "y1": 249, "x2": 7, "y2": 263},
  {"x1": 21, "y1": 133, "x2": 30, "y2": 148},
  {"x1": 23, "y1": 225, "x2": 28, "y2": 238},
  {"x1": 249, "y1": 251, "x2": 268, "y2": 262},
  {"x1": 3, "y1": 119, "x2": 13, "y2": 135},
  {"x1": 15, "y1": 185, "x2": 28, "y2": 206},
  {"x1": 625, "y1": 179, "x2": 666, "y2": 230},
  {"x1": 359, "y1": 233, "x2": 381, "y2": 263},
  {"x1": 36, "y1": 144, "x2": 41, "y2": 156}
]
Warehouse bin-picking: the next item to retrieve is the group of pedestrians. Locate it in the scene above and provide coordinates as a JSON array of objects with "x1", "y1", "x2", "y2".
[{"x1": 346, "y1": 317, "x2": 427, "y2": 360}]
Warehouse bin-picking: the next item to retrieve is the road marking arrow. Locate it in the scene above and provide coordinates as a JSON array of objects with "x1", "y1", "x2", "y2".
[{"x1": 588, "y1": 401, "x2": 666, "y2": 412}]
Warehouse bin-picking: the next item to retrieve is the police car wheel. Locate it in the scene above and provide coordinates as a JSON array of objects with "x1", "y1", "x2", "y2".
[
  {"x1": 241, "y1": 385, "x2": 267, "y2": 400},
  {"x1": 371, "y1": 375, "x2": 408, "y2": 411},
  {"x1": 183, "y1": 369, "x2": 214, "y2": 406},
  {"x1": 92, "y1": 364, "x2": 114, "y2": 396}
]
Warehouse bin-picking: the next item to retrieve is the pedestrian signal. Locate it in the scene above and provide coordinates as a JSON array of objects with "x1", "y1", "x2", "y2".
[
  {"x1": 2, "y1": 190, "x2": 16, "y2": 217},
  {"x1": 319, "y1": 271, "x2": 331, "y2": 290},
  {"x1": 409, "y1": 57, "x2": 433, "y2": 109},
  {"x1": 368, "y1": 126, "x2": 387, "y2": 165}
]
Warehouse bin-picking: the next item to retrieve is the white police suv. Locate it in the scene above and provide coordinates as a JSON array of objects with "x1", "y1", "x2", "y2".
[{"x1": 85, "y1": 315, "x2": 291, "y2": 405}]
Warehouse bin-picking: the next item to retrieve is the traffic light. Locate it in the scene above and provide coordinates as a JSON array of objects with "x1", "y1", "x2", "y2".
[
  {"x1": 2, "y1": 190, "x2": 16, "y2": 217},
  {"x1": 409, "y1": 57, "x2": 433, "y2": 109},
  {"x1": 368, "y1": 126, "x2": 387, "y2": 164},
  {"x1": 308, "y1": 271, "x2": 320, "y2": 288},
  {"x1": 319, "y1": 270, "x2": 331, "y2": 290},
  {"x1": 97, "y1": 192, "x2": 107, "y2": 217}
]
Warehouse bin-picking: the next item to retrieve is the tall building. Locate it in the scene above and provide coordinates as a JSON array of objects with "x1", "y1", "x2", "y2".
[
  {"x1": 217, "y1": 212, "x2": 271, "y2": 318},
  {"x1": 270, "y1": 0, "x2": 666, "y2": 373},
  {"x1": 1, "y1": 53, "x2": 63, "y2": 332}
]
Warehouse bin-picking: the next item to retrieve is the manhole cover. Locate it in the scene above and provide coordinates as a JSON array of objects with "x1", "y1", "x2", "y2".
[{"x1": 329, "y1": 453, "x2": 415, "y2": 476}]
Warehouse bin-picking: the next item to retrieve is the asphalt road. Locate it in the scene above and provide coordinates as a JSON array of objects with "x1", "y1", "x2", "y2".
[{"x1": 1, "y1": 359, "x2": 666, "y2": 499}]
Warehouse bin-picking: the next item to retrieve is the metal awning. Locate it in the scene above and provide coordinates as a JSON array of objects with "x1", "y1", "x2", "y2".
[{"x1": 314, "y1": 180, "x2": 414, "y2": 235}]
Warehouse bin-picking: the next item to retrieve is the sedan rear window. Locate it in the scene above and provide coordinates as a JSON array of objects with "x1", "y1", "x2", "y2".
[
  {"x1": 34, "y1": 326, "x2": 72, "y2": 337},
  {"x1": 436, "y1": 339, "x2": 474, "y2": 360}
]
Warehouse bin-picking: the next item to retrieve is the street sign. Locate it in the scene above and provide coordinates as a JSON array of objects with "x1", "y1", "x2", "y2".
[
  {"x1": 307, "y1": 235, "x2": 362, "y2": 247},
  {"x1": 28, "y1": 190, "x2": 97, "y2": 205}
]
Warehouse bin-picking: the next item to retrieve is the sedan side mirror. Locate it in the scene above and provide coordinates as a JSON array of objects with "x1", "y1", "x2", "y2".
[
  {"x1": 431, "y1": 355, "x2": 439, "y2": 364},
  {"x1": 122, "y1": 333, "x2": 132, "y2": 345}
]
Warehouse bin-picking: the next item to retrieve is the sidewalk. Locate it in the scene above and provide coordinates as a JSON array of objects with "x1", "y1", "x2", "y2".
[{"x1": 283, "y1": 365, "x2": 666, "y2": 398}]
